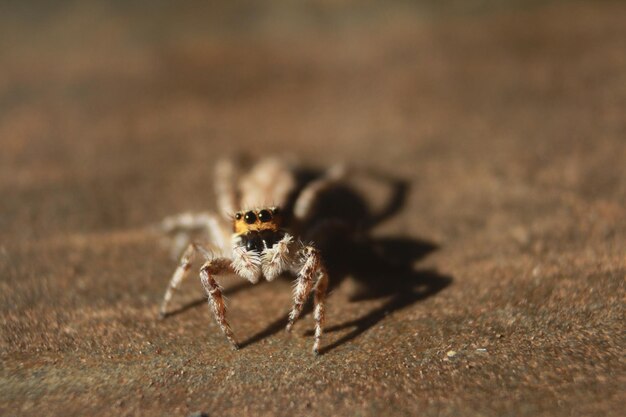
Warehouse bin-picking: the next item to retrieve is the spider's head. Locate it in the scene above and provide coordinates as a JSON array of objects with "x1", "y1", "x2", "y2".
[{"x1": 233, "y1": 207, "x2": 282, "y2": 234}]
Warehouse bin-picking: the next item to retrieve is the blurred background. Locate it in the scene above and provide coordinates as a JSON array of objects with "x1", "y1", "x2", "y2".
[
  {"x1": 3, "y1": 0, "x2": 623, "y2": 239},
  {"x1": 1, "y1": 1, "x2": 624, "y2": 416}
]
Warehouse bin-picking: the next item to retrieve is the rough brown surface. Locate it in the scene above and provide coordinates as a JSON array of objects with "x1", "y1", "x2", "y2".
[{"x1": 1, "y1": 1, "x2": 625, "y2": 416}]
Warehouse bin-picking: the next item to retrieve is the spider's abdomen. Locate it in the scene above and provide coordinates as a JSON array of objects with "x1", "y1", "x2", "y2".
[{"x1": 240, "y1": 230, "x2": 285, "y2": 253}]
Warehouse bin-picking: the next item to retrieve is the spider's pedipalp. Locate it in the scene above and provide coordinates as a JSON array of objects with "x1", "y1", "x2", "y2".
[
  {"x1": 231, "y1": 244, "x2": 262, "y2": 284},
  {"x1": 261, "y1": 233, "x2": 294, "y2": 281}
]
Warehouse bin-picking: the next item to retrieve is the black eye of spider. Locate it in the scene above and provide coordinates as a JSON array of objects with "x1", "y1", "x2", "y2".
[
  {"x1": 244, "y1": 211, "x2": 257, "y2": 224},
  {"x1": 258, "y1": 209, "x2": 272, "y2": 222},
  {"x1": 272, "y1": 207, "x2": 280, "y2": 215},
  {"x1": 235, "y1": 213, "x2": 242, "y2": 220}
]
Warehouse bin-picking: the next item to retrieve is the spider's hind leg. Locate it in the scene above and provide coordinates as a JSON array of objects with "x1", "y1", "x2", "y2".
[
  {"x1": 158, "y1": 211, "x2": 227, "y2": 259},
  {"x1": 215, "y1": 158, "x2": 240, "y2": 221}
]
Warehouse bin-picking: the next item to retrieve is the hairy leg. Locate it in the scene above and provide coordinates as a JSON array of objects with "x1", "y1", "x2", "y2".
[
  {"x1": 199, "y1": 258, "x2": 239, "y2": 349},
  {"x1": 159, "y1": 211, "x2": 227, "y2": 256},
  {"x1": 312, "y1": 266, "x2": 329, "y2": 354},
  {"x1": 215, "y1": 158, "x2": 240, "y2": 220},
  {"x1": 159, "y1": 242, "x2": 212, "y2": 318},
  {"x1": 239, "y1": 157, "x2": 297, "y2": 209},
  {"x1": 286, "y1": 245, "x2": 330, "y2": 353},
  {"x1": 286, "y1": 246, "x2": 319, "y2": 331}
]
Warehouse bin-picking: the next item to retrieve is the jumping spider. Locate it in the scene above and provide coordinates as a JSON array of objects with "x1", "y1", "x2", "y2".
[{"x1": 158, "y1": 157, "x2": 345, "y2": 354}]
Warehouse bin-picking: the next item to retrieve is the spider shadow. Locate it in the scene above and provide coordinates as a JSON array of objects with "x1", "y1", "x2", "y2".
[
  {"x1": 238, "y1": 168, "x2": 453, "y2": 353},
  {"x1": 314, "y1": 237, "x2": 451, "y2": 354}
]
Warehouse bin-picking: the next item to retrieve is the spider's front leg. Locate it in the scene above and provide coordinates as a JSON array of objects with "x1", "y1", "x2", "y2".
[
  {"x1": 286, "y1": 245, "x2": 329, "y2": 354},
  {"x1": 159, "y1": 245, "x2": 239, "y2": 349},
  {"x1": 200, "y1": 258, "x2": 239, "y2": 349},
  {"x1": 159, "y1": 242, "x2": 211, "y2": 318}
]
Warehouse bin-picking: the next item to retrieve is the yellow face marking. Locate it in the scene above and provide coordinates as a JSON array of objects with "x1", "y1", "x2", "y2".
[{"x1": 233, "y1": 207, "x2": 281, "y2": 234}]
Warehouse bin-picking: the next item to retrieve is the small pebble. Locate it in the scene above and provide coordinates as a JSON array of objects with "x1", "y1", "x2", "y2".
[{"x1": 446, "y1": 350, "x2": 457, "y2": 358}]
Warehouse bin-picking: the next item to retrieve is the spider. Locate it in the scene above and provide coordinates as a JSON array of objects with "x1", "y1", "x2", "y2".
[{"x1": 157, "y1": 157, "x2": 345, "y2": 354}]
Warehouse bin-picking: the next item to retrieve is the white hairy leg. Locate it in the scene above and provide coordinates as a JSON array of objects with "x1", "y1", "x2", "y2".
[
  {"x1": 199, "y1": 258, "x2": 239, "y2": 349},
  {"x1": 215, "y1": 158, "x2": 240, "y2": 220},
  {"x1": 286, "y1": 246, "x2": 328, "y2": 353},
  {"x1": 239, "y1": 157, "x2": 296, "y2": 209},
  {"x1": 159, "y1": 242, "x2": 213, "y2": 318},
  {"x1": 313, "y1": 266, "x2": 329, "y2": 354},
  {"x1": 159, "y1": 211, "x2": 228, "y2": 255}
]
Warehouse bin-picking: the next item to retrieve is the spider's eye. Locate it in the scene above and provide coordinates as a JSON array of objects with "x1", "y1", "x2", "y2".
[
  {"x1": 244, "y1": 211, "x2": 257, "y2": 224},
  {"x1": 272, "y1": 207, "x2": 280, "y2": 215},
  {"x1": 258, "y1": 209, "x2": 272, "y2": 222},
  {"x1": 235, "y1": 213, "x2": 242, "y2": 220}
]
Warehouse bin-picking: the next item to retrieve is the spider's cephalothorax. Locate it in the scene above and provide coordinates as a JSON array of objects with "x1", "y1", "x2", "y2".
[
  {"x1": 157, "y1": 158, "x2": 341, "y2": 354},
  {"x1": 234, "y1": 208, "x2": 284, "y2": 253}
]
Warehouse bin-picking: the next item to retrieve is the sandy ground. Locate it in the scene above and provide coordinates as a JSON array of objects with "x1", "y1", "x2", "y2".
[{"x1": 1, "y1": 1, "x2": 625, "y2": 416}]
